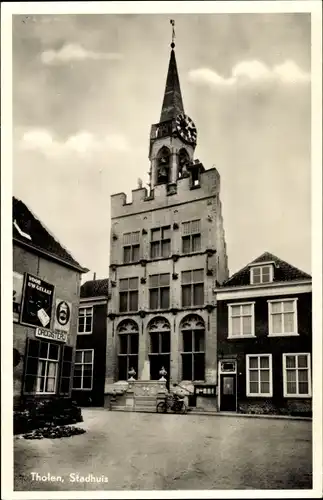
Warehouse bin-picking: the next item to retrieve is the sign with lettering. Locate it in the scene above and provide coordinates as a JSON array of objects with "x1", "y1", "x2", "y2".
[
  {"x1": 194, "y1": 385, "x2": 217, "y2": 397},
  {"x1": 13, "y1": 272, "x2": 24, "y2": 322},
  {"x1": 54, "y1": 299, "x2": 72, "y2": 334},
  {"x1": 21, "y1": 274, "x2": 55, "y2": 329},
  {"x1": 35, "y1": 327, "x2": 67, "y2": 343}
]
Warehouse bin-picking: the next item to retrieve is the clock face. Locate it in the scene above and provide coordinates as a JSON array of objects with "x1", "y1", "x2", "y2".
[{"x1": 175, "y1": 114, "x2": 197, "y2": 145}]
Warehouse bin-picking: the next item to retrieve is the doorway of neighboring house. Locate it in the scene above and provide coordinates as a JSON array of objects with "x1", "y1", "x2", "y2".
[{"x1": 220, "y1": 374, "x2": 237, "y2": 411}]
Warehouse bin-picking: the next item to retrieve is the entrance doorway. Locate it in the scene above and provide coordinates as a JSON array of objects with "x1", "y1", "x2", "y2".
[{"x1": 220, "y1": 374, "x2": 236, "y2": 411}]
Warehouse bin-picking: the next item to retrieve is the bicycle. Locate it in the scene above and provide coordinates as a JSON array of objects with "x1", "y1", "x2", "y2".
[{"x1": 156, "y1": 393, "x2": 187, "y2": 414}]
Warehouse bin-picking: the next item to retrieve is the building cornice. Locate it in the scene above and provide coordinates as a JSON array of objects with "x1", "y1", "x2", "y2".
[
  {"x1": 214, "y1": 280, "x2": 312, "y2": 301},
  {"x1": 80, "y1": 296, "x2": 109, "y2": 307}
]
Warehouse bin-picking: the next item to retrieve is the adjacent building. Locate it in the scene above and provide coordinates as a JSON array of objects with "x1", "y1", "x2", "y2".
[
  {"x1": 215, "y1": 252, "x2": 312, "y2": 416},
  {"x1": 72, "y1": 277, "x2": 109, "y2": 407},
  {"x1": 105, "y1": 41, "x2": 229, "y2": 396},
  {"x1": 13, "y1": 196, "x2": 88, "y2": 407}
]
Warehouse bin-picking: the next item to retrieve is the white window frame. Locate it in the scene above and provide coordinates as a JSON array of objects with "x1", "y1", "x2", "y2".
[
  {"x1": 268, "y1": 298, "x2": 298, "y2": 337},
  {"x1": 78, "y1": 306, "x2": 93, "y2": 334},
  {"x1": 282, "y1": 353, "x2": 311, "y2": 398},
  {"x1": 250, "y1": 265, "x2": 274, "y2": 285},
  {"x1": 36, "y1": 343, "x2": 60, "y2": 395},
  {"x1": 73, "y1": 349, "x2": 94, "y2": 391},
  {"x1": 228, "y1": 302, "x2": 255, "y2": 339},
  {"x1": 182, "y1": 219, "x2": 201, "y2": 254},
  {"x1": 246, "y1": 354, "x2": 273, "y2": 397}
]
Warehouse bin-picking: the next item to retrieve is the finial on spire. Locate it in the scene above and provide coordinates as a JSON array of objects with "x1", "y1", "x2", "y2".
[{"x1": 170, "y1": 19, "x2": 175, "y2": 48}]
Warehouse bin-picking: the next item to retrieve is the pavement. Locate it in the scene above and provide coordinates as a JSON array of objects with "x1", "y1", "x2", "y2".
[{"x1": 14, "y1": 407, "x2": 312, "y2": 491}]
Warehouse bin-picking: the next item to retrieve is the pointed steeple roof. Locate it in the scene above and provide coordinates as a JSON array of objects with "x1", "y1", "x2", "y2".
[{"x1": 160, "y1": 48, "x2": 184, "y2": 123}]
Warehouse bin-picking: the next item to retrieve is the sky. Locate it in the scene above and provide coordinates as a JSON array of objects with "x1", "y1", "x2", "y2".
[{"x1": 12, "y1": 12, "x2": 311, "y2": 281}]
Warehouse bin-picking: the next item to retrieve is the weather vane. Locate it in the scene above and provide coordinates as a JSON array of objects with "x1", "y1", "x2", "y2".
[{"x1": 170, "y1": 19, "x2": 175, "y2": 48}]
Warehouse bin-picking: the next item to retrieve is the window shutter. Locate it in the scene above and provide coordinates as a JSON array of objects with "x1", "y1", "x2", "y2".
[
  {"x1": 23, "y1": 338, "x2": 40, "y2": 395},
  {"x1": 59, "y1": 345, "x2": 73, "y2": 396}
]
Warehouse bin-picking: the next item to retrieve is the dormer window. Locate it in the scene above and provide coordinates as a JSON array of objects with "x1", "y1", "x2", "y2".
[{"x1": 250, "y1": 265, "x2": 273, "y2": 285}]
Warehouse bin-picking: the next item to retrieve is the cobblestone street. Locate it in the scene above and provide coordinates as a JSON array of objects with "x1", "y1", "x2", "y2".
[{"x1": 14, "y1": 408, "x2": 312, "y2": 491}]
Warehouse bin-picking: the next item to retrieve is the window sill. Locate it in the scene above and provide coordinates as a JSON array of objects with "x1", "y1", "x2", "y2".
[
  {"x1": 72, "y1": 388, "x2": 93, "y2": 391},
  {"x1": 283, "y1": 394, "x2": 311, "y2": 399},
  {"x1": 268, "y1": 333, "x2": 299, "y2": 337},
  {"x1": 247, "y1": 394, "x2": 273, "y2": 398},
  {"x1": 77, "y1": 332, "x2": 93, "y2": 335},
  {"x1": 227, "y1": 335, "x2": 256, "y2": 340}
]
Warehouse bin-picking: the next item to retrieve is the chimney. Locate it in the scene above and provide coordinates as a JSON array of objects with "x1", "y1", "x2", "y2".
[{"x1": 93, "y1": 272, "x2": 96, "y2": 280}]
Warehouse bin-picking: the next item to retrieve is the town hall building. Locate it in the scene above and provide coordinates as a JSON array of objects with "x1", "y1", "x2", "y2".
[{"x1": 105, "y1": 37, "x2": 229, "y2": 403}]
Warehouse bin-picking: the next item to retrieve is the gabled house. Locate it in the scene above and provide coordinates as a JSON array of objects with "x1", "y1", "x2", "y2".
[
  {"x1": 215, "y1": 252, "x2": 312, "y2": 416},
  {"x1": 72, "y1": 277, "x2": 109, "y2": 407}
]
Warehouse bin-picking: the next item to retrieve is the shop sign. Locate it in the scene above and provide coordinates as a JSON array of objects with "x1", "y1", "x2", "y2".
[
  {"x1": 20, "y1": 273, "x2": 55, "y2": 328},
  {"x1": 35, "y1": 327, "x2": 67, "y2": 343},
  {"x1": 13, "y1": 272, "x2": 24, "y2": 322},
  {"x1": 54, "y1": 299, "x2": 72, "y2": 334},
  {"x1": 194, "y1": 385, "x2": 217, "y2": 397}
]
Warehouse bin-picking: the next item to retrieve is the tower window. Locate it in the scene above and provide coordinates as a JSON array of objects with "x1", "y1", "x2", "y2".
[
  {"x1": 150, "y1": 226, "x2": 171, "y2": 259},
  {"x1": 182, "y1": 220, "x2": 201, "y2": 254},
  {"x1": 181, "y1": 269, "x2": 204, "y2": 307},
  {"x1": 119, "y1": 278, "x2": 139, "y2": 312},
  {"x1": 149, "y1": 273, "x2": 170, "y2": 309},
  {"x1": 123, "y1": 231, "x2": 140, "y2": 263},
  {"x1": 156, "y1": 147, "x2": 171, "y2": 184},
  {"x1": 178, "y1": 149, "x2": 190, "y2": 179}
]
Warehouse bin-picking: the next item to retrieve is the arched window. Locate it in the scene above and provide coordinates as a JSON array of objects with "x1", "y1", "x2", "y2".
[
  {"x1": 181, "y1": 314, "x2": 205, "y2": 381},
  {"x1": 117, "y1": 320, "x2": 139, "y2": 380},
  {"x1": 156, "y1": 147, "x2": 171, "y2": 185},
  {"x1": 148, "y1": 317, "x2": 171, "y2": 380},
  {"x1": 178, "y1": 149, "x2": 190, "y2": 179}
]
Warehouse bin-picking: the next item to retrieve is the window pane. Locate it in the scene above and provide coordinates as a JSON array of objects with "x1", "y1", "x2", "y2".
[
  {"x1": 249, "y1": 357, "x2": 258, "y2": 369},
  {"x1": 84, "y1": 351, "x2": 93, "y2": 363},
  {"x1": 83, "y1": 365, "x2": 93, "y2": 376},
  {"x1": 73, "y1": 376, "x2": 82, "y2": 389},
  {"x1": 26, "y1": 356, "x2": 38, "y2": 376},
  {"x1": 299, "y1": 382, "x2": 309, "y2": 394},
  {"x1": 194, "y1": 330, "x2": 205, "y2": 352},
  {"x1": 83, "y1": 377, "x2": 92, "y2": 389},
  {"x1": 231, "y1": 317, "x2": 241, "y2": 336},
  {"x1": 287, "y1": 369, "x2": 296, "y2": 382},
  {"x1": 160, "y1": 288, "x2": 170, "y2": 309},
  {"x1": 132, "y1": 231, "x2": 140, "y2": 243},
  {"x1": 260, "y1": 369, "x2": 269, "y2": 382},
  {"x1": 25, "y1": 375, "x2": 36, "y2": 393},
  {"x1": 47, "y1": 361, "x2": 56, "y2": 378},
  {"x1": 194, "y1": 353, "x2": 205, "y2": 380},
  {"x1": 46, "y1": 377, "x2": 56, "y2": 393},
  {"x1": 119, "y1": 292, "x2": 128, "y2": 312},
  {"x1": 191, "y1": 220, "x2": 200, "y2": 233},
  {"x1": 27, "y1": 339, "x2": 40, "y2": 358},
  {"x1": 75, "y1": 351, "x2": 82, "y2": 363},
  {"x1": 283, "y1": 313, "x2": 294, "y2": 333},
  {"x1": 272, "y1": 314, "x2": 282, "y2": 334},
  {"x1": 130, "y1": 334, "x2": 138, "y2": 354},
  {"x1": 182, "y1": 222, "x2": 191, "y2": 235},
  {"x1": 150, "y1": 333, "x2": 159, "y2": 354},
  {"x1": 231, "y1": 305, "x2": 241, "y2": 317},
  {"x1": 161, "y1": 240, "x2": 170, "y2": 257},
  {"x1": 287, "y1": 382, "x2": 297, "y2": 394},
  {"x1": 151, "y1": 229, "x2": 160, "y2": 241},
  {"x1": 182, "y1": 353, "x2": 192, "y2": 380},
  {"x1": 260, "y1": 382, "x2": 270, "y2": 394},
  {"x1": 79, "y1": 308, "x2": 85, "y2": 318},
  {"x1": 286, "y1": 355, "x2": 296, "y2": 368},
  {"x1": 182, "y1": 271, "x2": 191, "y2": 284},
  {"x1": 249, "y1": 370, "x2": 258, "y2": 382},
  {"x1": 192, "y1": 234, "x2": 201, "y2": 252},
  {"x1": 182, "y1": 237, "x2": 191, "y2": 254},
  {"x1": 123, "y1": 232, "x2": 132, "y2": 245},
  {"x1": 48, "y1": 344, "x2": 59, "y2": 360},
  {"x1": 242, "y1": 304, "x2": 252, "y2": 315},
  {"x1": 129, "y1": 291, "x2": 138, "y2": 311},
  {"x1": 183, "y1": 331, "x2": 192, "y2": 352},
  {"x1": 242, "y1": 316, "x2": 252, "y2": 335},
  {"x1": 128, "y1": 355, "x2": 138, "y2": 375},
  {"x1": 193, "y1": 284, "x2": 204, "y2": 305},
  {"x1": 249, "y1": 381, "x2": 258, "y2": 394},
  {"x1": 182, "y1": 286, "x2": 191, "y2": 307},
  {"x1": 283, "y1": 301, "x2": 294, "y2": 312},
  {"x1": 119, "y1": 279, "x2": 128, "y2": 291},
  {"x1": 119, "y1": 335, "x2": 128, "y2": 354},
  {"x1": 271, "y1": 302, "x2": 282, "y2": 314},
  {"x1": 298, "y1": 355, "x2": 308, "y2": 368},
  {"x1": 149, "y1": 274, "x2": 159, "y2": 287},
  {"x1": 159, "y1": 273, "x2": 170, "y2": 286},
  {"x1": 85, "y1": 316, "x2": 92, "y2": 332},
  {"x1": 118, "y1": 356, "x2": 128, "y2": 380},
  {"x1": 161, "y1": 332, "x2": 170, "y2": 353},
  {"x1": 78, "y1": 317, "x2": 85, "y2": 331},
  {"x1": 298, "y1": 369, "x2": 308, "y2": 383},
  {"x1": 260, "y1": 356, "x2": 269, "y2": 369},
  {"x1": 129, "y1": 278, "x2": 138, "y2": 290},
  {"x1": 74, "y1": 366, "x2": 82, "y2": 377},
  {"x1": 123, "y1": 247, "x2": 131, "y2": 263},
  {"x1": 151, "y1": 241, "x2": 160, "y2": 258},
  {"x1": 193, "y1": 269, "x2": 204, "y2": 282},
  {"x1": 39, "y1": 342, "x2": 49, "y2": 359},
  {"x1": 162, "y1": 227, "x2": 171, "y2": 240},
  {"x1": 36, "y1": 376, "x2": 45, "y2": 393},
  {"x1": 37, "y1": 360, "x2": 46, "y2": 377},
  {"x1": 132, "y1": 245, "x2": 140, "y2": 262},
  {"x1": 149, "y1": 289, "x2": 159, "y2": 309}
]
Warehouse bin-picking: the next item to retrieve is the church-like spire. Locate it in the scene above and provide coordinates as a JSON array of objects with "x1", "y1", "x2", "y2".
[{"x1": 159, "y1": 21, "x2": 184, "y2": 123}]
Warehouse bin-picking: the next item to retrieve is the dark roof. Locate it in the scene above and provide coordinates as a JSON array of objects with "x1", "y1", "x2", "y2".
[
  {"x1": 160, "y1": 48, "x2": 184, "y2": 122},
  {"x1": 224, "y1": 251, "x2": 311, "y2": 287},
  {"x1": 13, "y1": 197, "x2": 88, "y2": 273},
  {"x1": 80, "y1": 278, "x2": 109, "y2": 298}
]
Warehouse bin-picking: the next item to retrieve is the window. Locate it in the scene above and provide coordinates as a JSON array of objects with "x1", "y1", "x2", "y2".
[
  {"x1": 148, "y1": 318, "x2": 171, "y2": 380},
  {"x1": 181, "y1": 269, "x2": 204, "y2": 307},
  {"x1": 24, "y1": 340, "x2": 60, "y2": 394},
  {"x1": 228, "y1": 303, "x2": 255, "y2": 338},
  {"x1": 73, "y1": 350, "x2": 94, "y2": 390},
  {"x1": 246, "y1": 354, "x2": 272, "y2": 397},
  {"x1": 123, "y1": 231, "x2": 140, "y2": 263},
  {"x1": 149, "y1": 274, "x2": 170, "y2": 309},
  {"x1": 78, "y1": 307, "x2": 93, "y2": 334},
  {"x1": 119, "y1": 278, "x2": 139, "y2": 312},
  {"x1": 150, "y1": 226, "x2": 171, "y2": 259},
  {"x1": 182, "y1": 220, "x2": 201, "y2": 254},
  {"x1": 283, "y1": 353, "x2": 311, "y2": 397},
  {"x1": 117, "y1": 320, "x2": 139, "y2": 380},
  {"x1": 250, "y1": 265, "x2": 273, "y2": 284},
  {"x1": 268, "y1": 299, "x2": 298, "y2": 336},
  {"x1": 181, "y1": 315, "x2": 205, "y2": 381}
]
